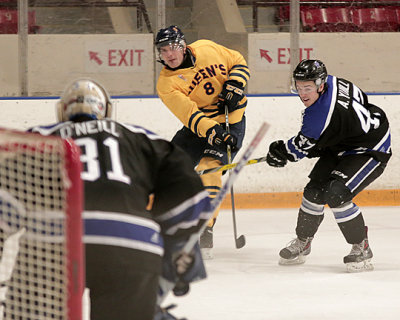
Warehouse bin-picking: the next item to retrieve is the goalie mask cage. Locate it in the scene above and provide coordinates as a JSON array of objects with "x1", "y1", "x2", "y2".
[{"x1": 0, "y1": 129, "x2": 83, "y2": 320}]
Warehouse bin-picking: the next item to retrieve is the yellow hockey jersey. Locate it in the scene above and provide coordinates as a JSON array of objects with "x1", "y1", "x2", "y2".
[{"x1": 156, "y1": 39, "x2": 250, "y2": 138}]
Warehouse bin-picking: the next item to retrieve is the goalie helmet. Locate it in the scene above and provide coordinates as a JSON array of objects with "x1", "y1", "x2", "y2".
[
  {"x1": 155, "y1": 25, "x2": 186, "y2": 51},
  {"x1": 56, "y1": 78, "x2": 112, "y2": 122},
  {"x1": 293, "y1": 59, "x2": 328, "y2": 87}
]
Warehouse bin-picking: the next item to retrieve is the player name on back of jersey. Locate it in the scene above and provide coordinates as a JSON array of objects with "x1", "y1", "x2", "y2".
[
  {"x1": 337, "y1": 78, "x2": 351, "y2": 109},
  {"x1": 59, "y1": 120, "x2": 119, "y2": 139}
]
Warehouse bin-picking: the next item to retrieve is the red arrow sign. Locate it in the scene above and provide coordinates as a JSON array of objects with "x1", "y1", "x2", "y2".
[
  {"x1": 89, "y1": 51, "x2": 103, "y2": 65},
  {"x1": 260, "y1": 49, "x2": 273, "y2": 63}
]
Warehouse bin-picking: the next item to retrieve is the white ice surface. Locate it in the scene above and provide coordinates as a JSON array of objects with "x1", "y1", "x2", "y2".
[{"x1": 164, "y1": 206, "x2": 400, "y2": 320}]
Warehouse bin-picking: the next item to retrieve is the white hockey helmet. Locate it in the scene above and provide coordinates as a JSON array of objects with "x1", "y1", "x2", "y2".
[{"x1": 56, "y1": 78, "x2": 112, "y2": 122}]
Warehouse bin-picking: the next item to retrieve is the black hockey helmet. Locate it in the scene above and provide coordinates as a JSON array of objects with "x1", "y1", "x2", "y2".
[
  {"x1": 155, "y1": 25, "x2": 186, "y2": 51},
  {"x1": 293, "y1": 59, "x2": 328, "y2": 86}
]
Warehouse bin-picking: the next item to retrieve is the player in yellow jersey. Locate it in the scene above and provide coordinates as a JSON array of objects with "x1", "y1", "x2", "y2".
[{"x1": 155, "y1": 25, "x2": 250, "y2": 259}]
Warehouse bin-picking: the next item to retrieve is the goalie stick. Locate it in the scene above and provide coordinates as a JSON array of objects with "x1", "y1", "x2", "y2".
[
  {"x1": 158, "y1": 122, "x2": 269, "y2": 304},
  {"x1": 197, "y1": 156, "x2": 267, "y2": 175}
]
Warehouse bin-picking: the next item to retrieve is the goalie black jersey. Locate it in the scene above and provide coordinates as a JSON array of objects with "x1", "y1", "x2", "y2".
[
  {"x1": 30, "y1": 120, "x2": 211, "y2": 273},
  {"x1": 286, "y1": 75, "x2": 391, "y2": 162}
]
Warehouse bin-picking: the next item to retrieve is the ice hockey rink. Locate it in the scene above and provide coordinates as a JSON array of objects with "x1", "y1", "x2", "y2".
[{"x1": 164, "y1": 206, "x2": 400, "y2": 320}]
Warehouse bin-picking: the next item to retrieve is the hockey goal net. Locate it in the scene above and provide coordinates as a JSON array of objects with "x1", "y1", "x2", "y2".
[{"x1": 0, "y1": 128, "x2": 83, "y2": 320}]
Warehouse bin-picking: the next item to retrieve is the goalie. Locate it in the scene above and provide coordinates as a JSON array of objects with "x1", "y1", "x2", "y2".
[{"x1": 30, "y1": 78, "x2": 212, "y2": 320}]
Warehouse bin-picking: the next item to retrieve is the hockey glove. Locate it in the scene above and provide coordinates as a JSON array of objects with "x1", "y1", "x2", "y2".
[
  {"x1": 206, "y1": 124, "x2": 238, "y2": 152},
  {"x1": 172, "y1": 252, "x2": 194, "y2": 296},
  {"x1": 266, "y1": 140, "x2": 288, "y2": 168},
  {"x1": 162, "y1": 241, "x2": 206, "y2": 297},
  {"x1": 217, "y1": 80, "x2": 244, "y2": 114}
]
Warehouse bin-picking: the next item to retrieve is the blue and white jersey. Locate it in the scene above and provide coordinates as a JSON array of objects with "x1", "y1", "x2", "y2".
[
  {"x1": 286, "y1": 75, "x2": 391, "y2": 162},
  {"x1": 30, "y1": 119, "x2": 212, "y2": 272}
]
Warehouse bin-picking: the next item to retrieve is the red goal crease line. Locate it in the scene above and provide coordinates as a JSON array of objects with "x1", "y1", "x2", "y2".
[{"x1": 220, "y1": 189, "x2": 400, "y2": 209}]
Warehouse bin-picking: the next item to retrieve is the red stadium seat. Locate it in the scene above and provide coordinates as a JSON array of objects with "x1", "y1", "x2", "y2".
[
  {"x1": 0, "y1": 9, "x2": 40, "y2": 34},
  {"x1": 352, "y1": 7, "x2": 399, "y2": 32},
  {"x1": 301, "y1": 7, "x2": 358, "y2": 32},
  {"x1": 276, "y1": 5, "x2": 290, "y2": 26},
  {"x1": 395, "y1": 7, "x2": 400, "y2": 29}
]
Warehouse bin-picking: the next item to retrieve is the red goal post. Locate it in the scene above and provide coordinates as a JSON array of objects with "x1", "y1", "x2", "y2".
[{"x1": 0, "y1": 128, "x2": 84, "y2": 320}]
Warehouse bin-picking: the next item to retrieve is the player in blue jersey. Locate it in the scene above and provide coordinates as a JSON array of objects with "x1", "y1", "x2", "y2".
[
  {"x1": 30, "y1": 79, "x2": 212, "y2": 320},
  {"x1": 265, "y1": 59, "x2": 391, "y2": 272}
]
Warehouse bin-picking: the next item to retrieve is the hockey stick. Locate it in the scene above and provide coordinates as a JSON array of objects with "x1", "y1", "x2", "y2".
[
  {"x1": 225, "y1": 106, "x2": 245, "y2": 249},
  {"x1": 196, "y1": 156, "x2": 266, "y2": 175},
  {"x1": 157, "y1": 122, "x2": 269, "y2": 304}
]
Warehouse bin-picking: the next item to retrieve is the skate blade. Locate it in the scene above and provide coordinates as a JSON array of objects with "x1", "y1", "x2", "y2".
[
  {"x1": 346, "y1": 259, "x2": 374, "y2": 273},
  {"x1": 279, "y1": 255, "x2": 307, "y2": 265},
  {"x1": 201, "y1": 248, "x2": 213, "y2": 260}
]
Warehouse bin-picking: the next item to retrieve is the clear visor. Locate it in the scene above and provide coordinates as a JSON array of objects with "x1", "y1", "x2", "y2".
[
  {"x1": 290, "y1": 78, "x2": 298, "y2": 94},
  {"x1": 156, "y1": 39, "x2": 184, "y2": 52},
  {"x1": 291, "y1": 78, "x2": 323, "y2": 94}
]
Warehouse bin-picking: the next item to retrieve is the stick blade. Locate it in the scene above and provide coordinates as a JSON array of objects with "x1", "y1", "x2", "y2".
[{"x1": 235, "y1": 235, "x2": 246, "y2": 249}]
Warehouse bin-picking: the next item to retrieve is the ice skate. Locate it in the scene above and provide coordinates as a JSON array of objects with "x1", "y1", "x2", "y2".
[
  {"x1": 279, "y1": 237, "x2": 313, "y2": 265},
  {"x1": 344, "y1": 238, "x2": 373, "y2": 273},
  {"x1": 200, "y1": 226, "x2": 213, "y2": 260}
]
